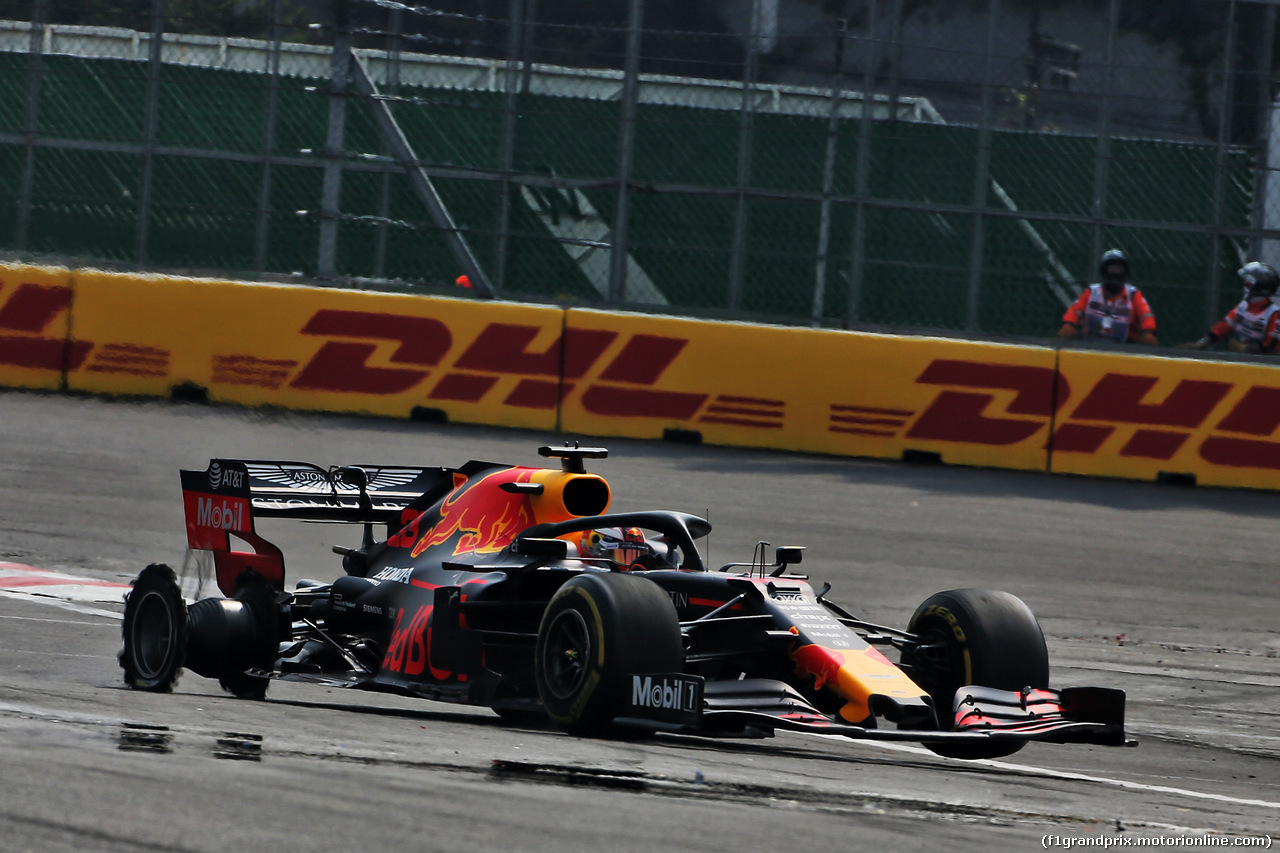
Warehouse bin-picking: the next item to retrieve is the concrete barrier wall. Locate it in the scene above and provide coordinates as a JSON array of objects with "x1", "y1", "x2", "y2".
[
  {"x1": 0, "y1": 264, "x2": 77, "y2": 392},
  {"x1": 3, "y1": 263, "x2": 1279, "y2": 489},
  {"x1": 1054, "y1": 349, "x2": 1280, "y2": 490},
  {"x1": 66, "y1": 269, "x2": 565, "y2": 431},
  {"x1": 561, "y1": 308, "x2": 1060, "y2": 472}
]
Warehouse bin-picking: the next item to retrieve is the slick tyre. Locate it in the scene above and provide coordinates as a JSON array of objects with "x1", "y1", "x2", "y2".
[
  {"x1": 120, "y1": 564, "x2": 188, "y2": 692},
  {"x1": 535, "y1": 572, "x2": 683, "y2": 736},
  {"x1": 903, "y1": 588, "x2": 1049, "y2": 760}
]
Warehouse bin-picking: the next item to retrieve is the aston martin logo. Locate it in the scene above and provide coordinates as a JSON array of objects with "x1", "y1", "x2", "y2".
[{"x1": 245, "y1": 464, "x2": 421, "y2": 494}]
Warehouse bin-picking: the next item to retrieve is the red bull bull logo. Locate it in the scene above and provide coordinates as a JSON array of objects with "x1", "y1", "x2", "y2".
[
  {"x1": 792, "y1": 642, "x2": 927, "y2": 724},
  {"x1": 793, "y1": 644, "x2": 850, "y2": 692},
  {"x1": 410, "y1": 470, "x2": 539, "y2": 558}
]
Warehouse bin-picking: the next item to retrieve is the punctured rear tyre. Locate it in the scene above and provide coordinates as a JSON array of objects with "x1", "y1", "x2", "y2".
[
  {"x1": 120, "y1": 564, "x2": 187, "y2": 692},
  {"x1": 535, "y1": 572, "x2": 683, "y2": 736},
  {"x1": 186, "y1": 570, "x2": 279, "y2": 700},
  {"x1": 902, "y1": 588, "x2": 1049, "y2": 760},
  {"x1": 220, "y1": 571, "x2": 277, "y2": 699}
]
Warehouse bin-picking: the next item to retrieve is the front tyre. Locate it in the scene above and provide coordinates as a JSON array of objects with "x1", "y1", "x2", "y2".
[
  {"x1": 902, "y1": 588, "x2": 1049, "y2": 760},
  {"x1": 120, "y1": 564, "x2": 188, "y2": 692},
  {"x1": 535, "y1": 573, "x2": 683, "y2": 736}
]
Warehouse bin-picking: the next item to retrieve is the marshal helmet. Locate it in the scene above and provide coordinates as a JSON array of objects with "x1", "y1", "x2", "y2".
[
  {"x1": 1099, "y1": 249, "x2": 1130, "y2": 292},
  {"x1": 1239, "y1": 261, "x2": 1279, "y2": 301}
]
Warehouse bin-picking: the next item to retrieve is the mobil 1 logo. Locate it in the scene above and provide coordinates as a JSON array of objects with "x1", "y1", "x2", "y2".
[{"x1": 626, "y1": 673, "x2": 703, "y2": 726}]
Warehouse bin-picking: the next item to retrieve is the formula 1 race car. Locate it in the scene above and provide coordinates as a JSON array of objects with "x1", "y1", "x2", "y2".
[{"x1": 120, "y1": 446, "x2": 1130, "y2": 760}]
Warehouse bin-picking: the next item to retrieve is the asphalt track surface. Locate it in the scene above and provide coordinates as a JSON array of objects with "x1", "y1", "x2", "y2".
[{"x1": 0, "y1": 389, "x2": 1276, "y2": 852}]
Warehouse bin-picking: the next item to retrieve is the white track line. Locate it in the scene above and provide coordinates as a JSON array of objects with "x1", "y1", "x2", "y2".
[
  {"x1": 801, "y1": 733, "x2": 1280, "y2": 810},
  {"x1": 0, "y1": 591, "x2": 123, "y2": 619}
]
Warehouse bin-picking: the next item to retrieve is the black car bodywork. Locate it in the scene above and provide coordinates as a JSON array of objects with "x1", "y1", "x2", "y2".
[{"x1": 121, "y1": 446, "x2": 1130, "y2": 760}]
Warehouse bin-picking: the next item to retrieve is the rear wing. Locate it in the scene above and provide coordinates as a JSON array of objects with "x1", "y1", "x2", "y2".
[
  {"x1": 180, "y1": 459, "x2": 455, "y2": 547},
  {"x1": 188, "y1": 459, "x2": 452, "y2": 518},
  {"x1": 180, "y1": 459, "x2": 456, "y2": 595}
]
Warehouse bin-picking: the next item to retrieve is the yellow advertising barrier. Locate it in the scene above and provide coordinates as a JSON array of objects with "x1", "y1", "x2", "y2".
[
  {"x1": 560, "y1": 309, "x2": 1060, "y2": 471},
  {"x1": 0, "y1": 263, "x2": 77, "y2": 391},
  {"x1": 1052, "y1": 348, "x2": 1280, "y2": 490},
  {"x1": 65, "y1": 269, "x2": 564, "y2": 430},
  {"x1": 12, "y1": 260, "x2": 1280, "y2": 490}
]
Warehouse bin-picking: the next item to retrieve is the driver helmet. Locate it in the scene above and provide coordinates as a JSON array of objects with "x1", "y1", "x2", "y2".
[
  {"x1": 577, "y1": 527, "x2": 651, "y2": 569},
  {"x1": 1099, "y1": 249, "x2": 1130, "y2": 294},
  {"x1": 1238, "y1": 261, "x2": 1279, "y2": 303}
]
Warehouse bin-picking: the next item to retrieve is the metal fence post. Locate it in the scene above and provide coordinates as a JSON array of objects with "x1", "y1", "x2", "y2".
[
  {"x1": 886, "y1": 0, "x2": 904, "y2": 123},
  {"x1": 847, "y1": 0, "x2": 880, "y2": 327},
  {"x1": 609, "y1": 0, "x2": 643, "y2": 303},
  {"x1": 15, "y1": 0, "x2": 46, "y2": 254},
  {"x1": 135, "y1": 0, "x2": 165, "y2": 267},
  {"x1": 964, "y1": 0, "x2": 1001, "y2": 333},
  {"x1": 318, "y1": 0, "x2": 353, "y2": 282},
  {"x1": 1090, "y1": 0, "x2": 1119, "y2": 266},
  {"x1": 1250, "y1": 2, "x2": 1277, "y2": 263},
  {"x1": 1205, "y1": 0, "x2": 1239, "y2": 328},
  {"x1": 728, "y1": 0, "x2": 762, "y2": 312},
  {"x1": 812, "y1": 20, "x2": 847, "y2": 325},
  {"x1": 253, "y1": 0, "x2": 283, "y2": 274},
  {"x1": 495, "y1": 0, "x2": 524, "y2": 293},
  {"x1": 372, "y1": 5, "x2": 404, "y2": 282},
  {"x1": 520, "y1": 0, "x2": 539, "y2": 94}
]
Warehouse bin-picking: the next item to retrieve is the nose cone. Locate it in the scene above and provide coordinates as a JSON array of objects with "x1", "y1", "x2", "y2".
[{"x1": 793, "y1": 643, "x2": 932, "y2": 726}]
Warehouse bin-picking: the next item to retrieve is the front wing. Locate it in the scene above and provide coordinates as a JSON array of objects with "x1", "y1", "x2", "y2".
[
  {"x1": 237, "y1": 667, "x2": 1131, "y2": 749},
  {"x1": 616, "y1": 676, "x2": 1132, "y2": 748}
]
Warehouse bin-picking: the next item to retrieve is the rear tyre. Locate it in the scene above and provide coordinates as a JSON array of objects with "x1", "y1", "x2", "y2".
[
  {"x1": 186, "y1": 570, "x2": 280, "y2": 700},
  {"x1": 220, "y1": 572, "x2": 277, "y2": 699},
  {"x1": 217, "y1": 670, "x2": 269, "y2": 701},
  {"x1": 120, "y1": 564, "x2": 187, "y2": 692},
  {"x1": 902, "y1": 588, "x2": 1049, "y2": 760},
  {"x1": 535, "y1": 572, "x2": 683, "y2": 736}
]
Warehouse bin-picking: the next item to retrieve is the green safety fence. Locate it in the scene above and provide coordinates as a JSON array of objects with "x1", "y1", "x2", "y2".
[{"x1": 0, "y1": 49, "x2": 1255, "y2": 345}]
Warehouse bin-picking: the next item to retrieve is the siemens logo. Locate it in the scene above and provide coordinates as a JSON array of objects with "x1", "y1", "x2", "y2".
[{"x1": 631, "y1": 675, "x2": 699, "y2": 714}]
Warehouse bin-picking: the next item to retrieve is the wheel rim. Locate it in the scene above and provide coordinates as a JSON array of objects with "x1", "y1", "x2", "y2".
[
  {"x1": 541, "y1": 609, "x2": 592, "y2": 701},
  {"x1": 131, "y1": 589, "x2": 176, "y2": 680},
  {"x1": 905, "y1": 624, "x2": 961, "y2": 701}
]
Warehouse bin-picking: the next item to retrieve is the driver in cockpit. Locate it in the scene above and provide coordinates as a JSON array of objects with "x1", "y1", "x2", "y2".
[{"x1": 575, "y1": 526, "x2": 678, "y2": 571}]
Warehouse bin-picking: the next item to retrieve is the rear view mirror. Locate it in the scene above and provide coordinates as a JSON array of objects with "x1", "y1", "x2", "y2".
[
  {"x1": 776, "y1": 546, "x2": 804, "y2": 566},
  {"x1": 512, "y1": 537, "x2": 571, "y2": 559}
]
